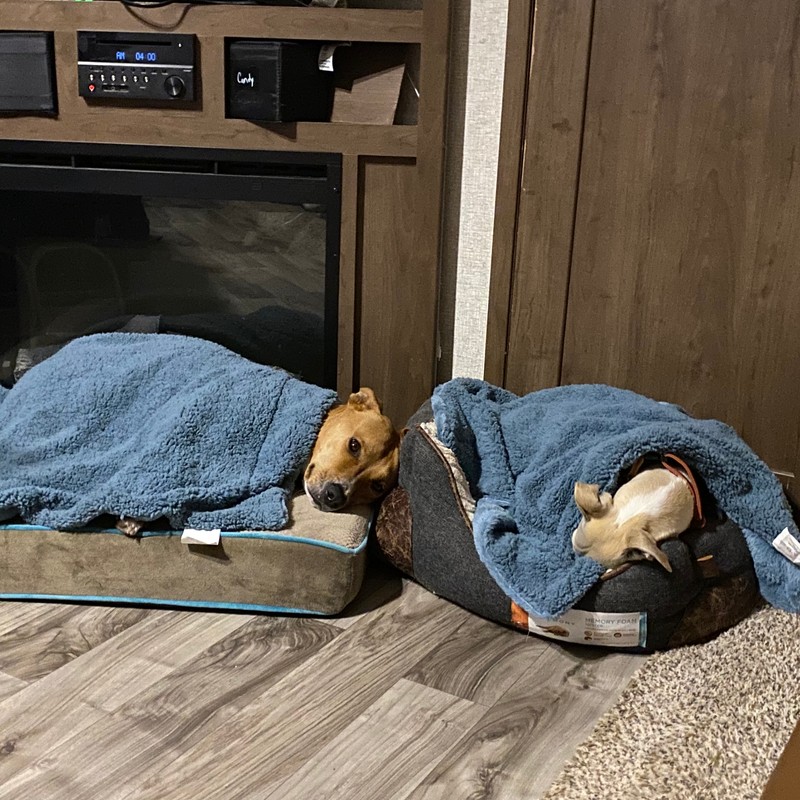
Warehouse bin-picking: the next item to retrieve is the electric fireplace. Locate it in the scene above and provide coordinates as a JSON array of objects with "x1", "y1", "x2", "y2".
[{"x1": 0, "y1": 141, "x2": 341, "y2": 388}]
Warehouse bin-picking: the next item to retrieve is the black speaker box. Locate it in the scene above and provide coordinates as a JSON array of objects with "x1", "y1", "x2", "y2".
[
  {"x1": 0, "y1": 31, "x2": 57, "y2": 115},
  {"x1": 226, "y1": 40, "x2": 334, "y2": 123}
]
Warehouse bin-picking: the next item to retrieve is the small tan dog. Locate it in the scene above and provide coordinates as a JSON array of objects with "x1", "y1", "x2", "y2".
[
  {"x1": 303, "y1": 387, "x2": 402, "y2": 512},
  {"x1": 571, "y1": 467, "x2": 695, "y2": 572}
]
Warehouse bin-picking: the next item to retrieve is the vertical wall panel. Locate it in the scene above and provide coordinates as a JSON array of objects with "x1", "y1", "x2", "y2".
[
  {"x1": 496, "y1": 0, "x2": 594, "y2": 393},
  {"x1": 562, "y1": 0, "x2": 800, "y2": 487},
  {"x1": 358, "y1": 158, "x2": 427, "y2": 426}
]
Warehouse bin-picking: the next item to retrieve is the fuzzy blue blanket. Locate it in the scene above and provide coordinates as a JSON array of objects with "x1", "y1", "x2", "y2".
[
  {"x1": 0, "y1": 333, "x2": 337, "y2": 531},
  {"x1": 432, "y1": 379, "x2": 800, "y2": 618}
]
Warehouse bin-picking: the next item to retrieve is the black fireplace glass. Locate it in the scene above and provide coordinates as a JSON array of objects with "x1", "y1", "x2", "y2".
[{"x1": 0, "y1": 142, "x2": 341, "y2": 388}]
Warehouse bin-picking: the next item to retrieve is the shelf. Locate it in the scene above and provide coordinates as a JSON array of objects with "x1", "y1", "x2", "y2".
[
  {"x1": 5, "y1": 2, "x2": 424, "y2": 44},
  {"x1": 0, "y1": 116, "x2": 417, "y2": 157}
]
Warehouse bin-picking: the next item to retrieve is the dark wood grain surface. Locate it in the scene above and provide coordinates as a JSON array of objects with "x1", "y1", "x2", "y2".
[
  {"x1": 492, "y1": 0, "x2": 595, "y2": 393},
  {"x1": 357, "y1": 157, "x2": 427, "y2": 426},
  {"x1": 561, "y1": 0, "x2": 800, "y2": 488},
  {"x1": 2, "y1": 1, "x2": 424, "y2": 43},
  {"x1": 761, "y1": 715, "x2": 800, "y2": 800}
]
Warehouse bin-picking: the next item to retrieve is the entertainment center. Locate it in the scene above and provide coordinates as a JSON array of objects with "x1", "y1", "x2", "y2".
[{"x1": 0, "y1": 0, "x2": 449, "y2": 424}]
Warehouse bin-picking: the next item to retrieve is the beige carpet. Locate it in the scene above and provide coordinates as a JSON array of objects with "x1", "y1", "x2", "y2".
[{"x1": 543, "y1": 606, "x2": 800, "y2": 800}]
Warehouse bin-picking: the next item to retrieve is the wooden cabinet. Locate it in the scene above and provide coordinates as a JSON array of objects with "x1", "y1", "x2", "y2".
[{"x1": 489, "y1": 0, "x2": 800, "y2": 497}]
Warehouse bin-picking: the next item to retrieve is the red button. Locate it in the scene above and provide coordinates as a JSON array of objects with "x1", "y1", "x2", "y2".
[{"x1": 89, "y1": 84, "x2": 96, "y2": 92}]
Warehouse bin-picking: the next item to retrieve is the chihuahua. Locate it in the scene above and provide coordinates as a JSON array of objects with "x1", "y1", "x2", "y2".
[{"x1": 571, "y1": 467, "x2": 695, "y2": 572}]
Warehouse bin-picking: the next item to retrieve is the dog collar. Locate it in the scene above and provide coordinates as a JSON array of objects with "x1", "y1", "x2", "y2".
[
  {"x1": 661, "y1": 452, "x2": 705, "y2": 527},
  {"x1": 626, "y1": 452, "x2": 704, "y2": 527}
]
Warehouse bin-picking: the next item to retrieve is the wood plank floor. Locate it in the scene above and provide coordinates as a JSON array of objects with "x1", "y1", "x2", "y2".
[{"x1": 0, "y1": 562, "x2": 645, "y2": 799}]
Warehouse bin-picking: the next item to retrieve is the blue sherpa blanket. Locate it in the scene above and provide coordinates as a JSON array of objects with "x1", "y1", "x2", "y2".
[
  {"x1": 432, "y1": 379, "x2": 800, "y2": 618},
  {"x1": 0, "y1": 333, "x2": 337, "y2": 531}
]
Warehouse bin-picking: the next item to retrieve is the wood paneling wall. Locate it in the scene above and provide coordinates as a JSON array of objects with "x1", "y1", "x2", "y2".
[
  {"x1": 357, "y1": 158, "x2": 423, "y2": 425},
  {"x1": 490, "y1": 0, "x2": 800, "y2": 493},
  {"x1": 486, "y1": 0, "x2": 594, "y2": 392},
  {"x1": 562, "y1": 0, "x2": 800, "y2": 487}
]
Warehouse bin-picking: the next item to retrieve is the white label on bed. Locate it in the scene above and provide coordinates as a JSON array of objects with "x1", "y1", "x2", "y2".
[
  {"x1": 772, "y1": 528, "x2": 800, "y2": 564},
  {"x1": 181, "y1": 528, "x2": 221, "y2": 546},
  {"x1": 527, "y1": 608, "x2": 647, "y2": 647}
]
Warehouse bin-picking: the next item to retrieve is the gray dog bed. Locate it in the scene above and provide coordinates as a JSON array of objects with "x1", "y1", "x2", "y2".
[{"x1": 374, "y1": 403, "x2": 760, "y2": 650}]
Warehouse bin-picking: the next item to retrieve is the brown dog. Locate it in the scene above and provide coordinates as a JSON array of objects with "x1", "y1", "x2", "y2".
[
  {"x1": 303, "y1": 387, "x2": 402, "y2": 512},
  {"x1": 117, "y1": 386, "x2": 400, "y2": 536}
]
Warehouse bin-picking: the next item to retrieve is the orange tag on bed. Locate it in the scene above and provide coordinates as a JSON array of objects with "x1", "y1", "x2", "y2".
[{"x1": 510, "y1": 602, "x2": 528, "y2": 630}]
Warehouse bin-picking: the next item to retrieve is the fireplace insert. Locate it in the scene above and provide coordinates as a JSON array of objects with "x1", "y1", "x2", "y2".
[{"x1": 0, "y1": 141, "x2": 341, "y2": 388}]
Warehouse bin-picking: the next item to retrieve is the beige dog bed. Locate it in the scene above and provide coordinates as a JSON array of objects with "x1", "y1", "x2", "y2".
[{"x1": 0, "y1": 493, "x2": 370, "y2": 615}]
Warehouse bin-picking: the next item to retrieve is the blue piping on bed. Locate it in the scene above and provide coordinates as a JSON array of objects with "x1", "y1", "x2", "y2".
[
  {"x1": 0, "y1": 593, "x2": 330, "y2": 615},
  {"x1": 0, "y1": 522, "x2": 372, "y2": 555}
]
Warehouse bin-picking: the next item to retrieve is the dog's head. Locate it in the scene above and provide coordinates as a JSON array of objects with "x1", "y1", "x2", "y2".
[
  {"x1": 303, "y1": 387, "x2": 401, "y2": 512},
  {"x1": 571, "y1": 482, "x2": 672, "y2": 571}
]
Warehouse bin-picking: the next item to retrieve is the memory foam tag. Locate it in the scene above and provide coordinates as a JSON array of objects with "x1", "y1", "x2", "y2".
[
  {"x1": 772, "y1": 528, "x2": 800, "y2": 564},
  {"x1": 512, "y1": 604, "x2": 647, "y2": 647},
  {"x1": 181, "y1": 528, "x2": 221, "y2": 546}
]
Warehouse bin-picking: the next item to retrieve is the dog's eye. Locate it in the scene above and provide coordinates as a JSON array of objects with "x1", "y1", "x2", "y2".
[
  {"x1": 348, "y1": 437, "x2": 361, "y2": 455},
  {"x1": 371, "y1": 480, "x2": 385, "y2": 495}
]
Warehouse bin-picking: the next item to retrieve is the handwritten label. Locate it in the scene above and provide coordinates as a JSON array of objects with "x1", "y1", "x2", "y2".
[
  {"x1": 318, "y1": 42, "x2": 351, "y2": 72},
  {"x1": 236, "y1": 71, "x2": 255, "y2": 88}
]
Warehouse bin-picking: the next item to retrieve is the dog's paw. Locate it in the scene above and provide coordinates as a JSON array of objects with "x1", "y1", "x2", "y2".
[{"x1": 116, "y1": 518, "x2": 144, "y2": 538}]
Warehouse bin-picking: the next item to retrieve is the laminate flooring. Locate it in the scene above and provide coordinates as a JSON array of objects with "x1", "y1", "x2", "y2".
[{"x1": 0, "y1": 562, "x2": 645, "y2": 799}]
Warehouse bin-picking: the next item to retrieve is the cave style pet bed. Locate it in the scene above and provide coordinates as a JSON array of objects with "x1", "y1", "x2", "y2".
[
  {"x1": 0, "y1": 333, "x2": 369, "y2": 614},
  {"x1": 376, "y1": 382, "x2": 800, "y2": 649}
]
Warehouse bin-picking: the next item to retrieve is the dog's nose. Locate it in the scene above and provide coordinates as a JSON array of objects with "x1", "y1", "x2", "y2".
[{"x1": 322, "y1": 482, "x2": 346, "y2": 511}]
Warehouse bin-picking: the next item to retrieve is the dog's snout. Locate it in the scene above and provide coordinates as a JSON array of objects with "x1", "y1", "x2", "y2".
[
  {"x1": 305, "y1": 479, "x2": 349, "y2": 512},
  {"x1": 323, "y1": 483, "x2": 346, "y2": 509}
]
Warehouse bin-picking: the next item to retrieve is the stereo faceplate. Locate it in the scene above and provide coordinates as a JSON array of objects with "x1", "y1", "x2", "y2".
[{"x1": 77, "y1": 31, "x2": 196, "y2": 103}]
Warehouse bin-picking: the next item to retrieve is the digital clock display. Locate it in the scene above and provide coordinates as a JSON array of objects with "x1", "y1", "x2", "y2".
[{"x1": 115, "y1": 50, "x2": 160, "y2": 63}]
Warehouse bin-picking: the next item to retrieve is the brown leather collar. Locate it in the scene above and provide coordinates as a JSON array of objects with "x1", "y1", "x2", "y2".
[
  {"x1": 662, "y1": 452, "x2": 705, "y2": 527},
  {"x1": 626, "y1": 452, "x2": 704, "y2": 527}
]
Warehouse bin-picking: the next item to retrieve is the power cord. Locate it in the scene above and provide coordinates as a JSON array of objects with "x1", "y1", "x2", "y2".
[{"x1": 120, "y1": 1, "x2": 313, "y2": 7}]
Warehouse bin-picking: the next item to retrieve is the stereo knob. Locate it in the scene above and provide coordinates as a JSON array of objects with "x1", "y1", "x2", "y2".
[{"x1": 164, "y1": 75, "x2": 186, "y2": 98}]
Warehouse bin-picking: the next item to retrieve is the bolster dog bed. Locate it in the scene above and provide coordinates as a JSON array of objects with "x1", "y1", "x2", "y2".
[
  {"x1": 0, "y1": 493, "x2": 370, "y2": 615},
  {"x1": 374, "y1": 388, "x2": 795, "y2": 649},
  {"x1": 0, "y1": 333, "x2": 369, "y2": 614}
]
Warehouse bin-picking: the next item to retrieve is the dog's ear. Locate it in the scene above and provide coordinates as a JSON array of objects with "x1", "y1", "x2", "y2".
[
  {"x1": 348, "y1": 387, "x2": 381, "y2": 412},
  {"x1": 623, "y1": 527, "x2": 672, "y2": 572},
  {"x1": 574, "y1": 483, "x2": 611, "y2": 519}
]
